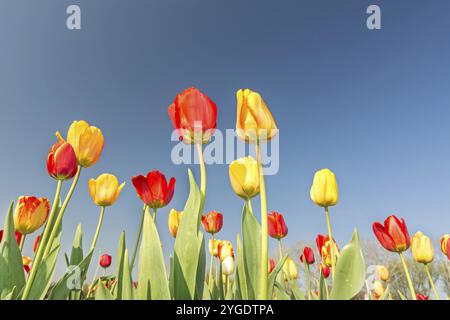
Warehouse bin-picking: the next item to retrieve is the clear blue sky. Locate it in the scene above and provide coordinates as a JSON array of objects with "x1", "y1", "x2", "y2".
[{"x1": 1, "y1": 0, "x2": 450, "y2": 278}]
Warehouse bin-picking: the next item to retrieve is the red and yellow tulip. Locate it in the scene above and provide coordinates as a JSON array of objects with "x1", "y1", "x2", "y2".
[{"x1": 13, "y1": 196, "x2": 50, "y2": 235}]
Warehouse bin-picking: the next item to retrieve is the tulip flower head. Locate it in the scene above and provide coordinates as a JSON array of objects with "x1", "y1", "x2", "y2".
[
  {"x1": 209, "y1": 239, "x2": 222, "y2": 257},
  {"x1": 416, "y1": 294, "x2": 429, "y2": 300},
  {"x1": 268, "y1": 211, "x2": 288, "y2": 240},
  {"x1": 57, "y1": 120, "x2": 104, "y2": 168},
  {"x1": 22, "y1": 256, "x2": 32, "y2": 273},
  {"x1": 218, "y1": 240, "x2": 234, "y2": 262},
  {"x1": 411, "y1": 231, "x2": 434, "y2": 264},
  {"x1": 320, "y1": 263, "x2": 330, "y2": 279},
  {"x1": 89, "y1": 173, "x2": 125, "y2": 207},
  {"x1": 131, "y1": 171, "x2": 175, "y2": 209},
  {"x1": 377, "y1": 265, "x2": 390, "y2": 282},
  {"x1": 228, "y1": 157, "x2": 260, "y2": 200},
  {"x1": 13, "y1": 196, "x2": 50, "y2": 235},
  {"x1": 33, "y1": 235, "x2": 41, "y2": 253},
  {"x1": 316, "y1": 234, "x2": 339, "y2": 267},
  {"x1": 168, "y1": 209, "x2": 183, "y2": 238},
  {"x1": 168, "y1": 87, "x2": 217, "y2": 144},
  {"x1": 99, "y1": 254, "x2": 112, "y2": 269},
  {"x1": 300, "y1": 246, "x2": 315, "y2": 265},
  {"x1": 282, "y1": 257, "x2": 298, "y2": 281},
  {"x1": 372, "y1": 215, "x2": 411, "y2": 253},
  {"x1": 373, "y1": 281, "x2": 385, "y2": 299},
  {"x1": 46, "y1": 140, "x2": 78, "y2": 181},
  {"x1": 222, "y1": 256, "x2": 235, "y2": 276},
  {"x1": 236, "y1": 89, "x2": 278, "y2": 143},
  {"x1": 268, "y1": 258, "x2": 275, "y2": 273},
  {"x1": 201, "y1": 210, "x2": 223, "y2": 235},
  {"x1": 310, "y1": 169, "x2": 339, "y2": 207},
  {"x1": 440, "y1": 234, "x2": 450, "y2": 260}
]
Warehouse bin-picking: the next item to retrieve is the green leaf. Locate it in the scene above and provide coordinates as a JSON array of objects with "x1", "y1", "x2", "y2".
[
  {"x1": 137, "y1": 209, "x2": 170, "y2": 300},
  {"x1": 274, "y1": 281, "x2": 291, "y2": 300},
  {"x1": 267, "y1": 255, "x2": 287, "y2": 299},
  {"x1": 69, "y1": 224, "x2": 83, "y2": 266},
  {"x1": 290, "y1": 280, "x2": 305, "y2": 300},
  {"x1": 114, "y1": 231, "x2": 126, "y2": 299},
  {"x1": 236, "y1": 235, "x2": 248, "y2": 300},
  {"x1": 319, "y1": 272, "x2": 328, "y2": 300},
  {"x1": 330, "y1": 229, "x2": 366, "y2": 300},
  {"x1": 27, "y1": 244, "x2": 60, "y2": 299},
  {"x1": 120, "y1": 249, "x2": 133, "y2": 300},
  {"x1": 95, "y1": 281, "x2": 114, "y2": 300},
  {"x1": 0, "y1": 202, "x2": 26, "y2": 299}
]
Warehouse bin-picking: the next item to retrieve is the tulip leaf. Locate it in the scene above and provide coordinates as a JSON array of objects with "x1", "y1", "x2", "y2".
[
  {"x1": 330, "y1": 229, "x2": 366, "y2": 300},
  {"x1": 120, "y1": 249, "x2": 133, "y2": 300},
  {"x1": 95, "y1": 281, "x2": 114, "y2": 300},
  {"x1": 114, "y1": 231, "x2": 126, "y2": 299},
  {"x1": 267, "y1": 255, "x2": 287, "y2": 299},
  {"x1": 0, "y1": 202, "x2": 26, "y2": 299},
  {"x1": 137, "y1": 209, "x2": 170, "y2": 300},
  {"x1": 290, "y1": 280, "x2": 305, "y2": 300},
  {"x1": 69, "y1": 224, "x2": 83, "y2": 266},
  {"x1": 236, "y1": 235, "x2": 248, "y2": 300},
  {"x1": 28, "y1": 244, "x2": 60, "y2": 299},
  {"x1": 274, "y1": 281, "x2": 291, "y2": 300},
  {"x1": 319, "y1": 272, "x2": 328, "y2": 300}
]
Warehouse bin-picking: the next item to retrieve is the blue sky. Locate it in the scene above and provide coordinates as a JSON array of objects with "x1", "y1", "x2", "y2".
[{"x1": 1, "y1": 0, "x2": 450, "y2": 278}]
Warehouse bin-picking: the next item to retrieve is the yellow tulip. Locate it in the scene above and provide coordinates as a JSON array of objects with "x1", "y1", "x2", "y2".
[
  {"x1": 218, "y1": 240, "x2": 234, "y2": 262},
  {"x1": 377, "y1": 265, "x2": 390, "y2": 282},
  {"x1": 282, "y1": 257, "x2": 298, "y2": 281},
  {"x1": 373, "y1": 281, "x2": 385, "y2": 299},
  {"x1": 57, "y1": 120, "x2": 104, "y2": 168},
  {"x1": 236, "y1": 89, "x2": 278, "y2": 143},
  {"x1": 168, "y1": 209, "x2": 183, "y2": 238},
  {"x1": 209, "y1": 239, "x2": 221, "y2": 257},
  {"x1": 88, "y1": 173, "x2": 125, "y2": 207},
  {"x1": 14, "y1": 196, "x2": 50, "y2": 235},
  {"x1": 411, "y1": 231, "x2": 434, "y2": 264},
  {"x1": 222, "y1": 256, "x2": 235, "y2": 276},
  {"x1": 229, "y1": 156, "x2": 260, "y2": 200},
  {"x1": 310, "y1": 168, "x2": 339, "y2": 207}
]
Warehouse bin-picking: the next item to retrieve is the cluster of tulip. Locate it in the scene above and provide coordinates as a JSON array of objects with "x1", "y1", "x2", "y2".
[{"x1": 0, "y1": 86, "x2": 449, "y2": 301}]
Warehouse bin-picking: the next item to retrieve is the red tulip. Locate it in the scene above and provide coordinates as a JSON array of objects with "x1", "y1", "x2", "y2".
[
  {"x1": 131, "y1": 171, "x2": 175, "y2": 209},
  {"x1": 268, "y1": 258, "x2": 275, "y2": 273},
  {"x1": 267, "y1": 211, "x2": 288, "y2": 240},
  {"x1": 0, "y1": 229, "x2": 23, "y2": 245},
  {"x1": 416, "y1": 294, "x2": 429, "y2": 300},
  {"x1": 440, "y1": 235, "x2": 450, "y2": 260},
  {"x1": 33, "y1": 235, "x2": 41, "y2": 253},
  {"x1": 46, "y1": 140, "x2": 78, "y2": 181},
  {"x1": 320, "y1": 263, "x2": 330, "y2": 278},
  {"x1": 99, "y1": 254, "x2": 112, "y2": 268},
  {"x1": 300, "y1": 246, "x2": 315, "y2": 265},
  {"x1": 372, "y1": 215, "x2": 410, "y2": 253},
  {"x1": 316, "y1": 234, "x2": 339, "y2": 267},
  {"x1": 201, "y1": 210, "x2": 223, "y2": 234},
  {"x1": 168, "y1": 87, "x2": 217, "y2": 144}
]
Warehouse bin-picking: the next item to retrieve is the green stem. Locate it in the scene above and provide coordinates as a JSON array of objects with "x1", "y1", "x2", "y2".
[
  {"x1": 256, "y1": 141, "x2": 268, "y2": 300},
  {"x1": 247, "y1": 199, "x2": 253, "y2": 214},
  {"x1": 152, "y1": 208, "x2": 157, "y2": 222},
  {"x1": 196, "y1": 143, "x2": 206, "y2": 211},
  {"x1": 87, "y1": 259, "x2": 101, "y2": 298},
  {"x1": 90, "y1": 206, "x2": 105, "y2": 252},
  {"x1": 278, "y1": 239, "x2": 283, "y2": 262},
  {"x1": 216, "y1": 258, "x2": 219, "y2": 286},
  {"x1": 22, "y1": 179, "x2": 63, "y2": 300},
  {"x1": 306, "y1": 265, "x2": 312, "y2": 300},
  {"x1": 425, "y1": 264, "x2": 439, "y2": 300},
  {"x1": 209, "y1": 234, "x2": 215, "y2": 288},
  {"x1": 19, "y1": 234, "x2": 26, "y2": 252},
  {"x1": 399, "y1": 252, "x2": 417, "y2": 300},
  {"x1": 324, "y1": 207, "x2": 336, "y2": 280},
  {"x1": 130, "y1": 204, "x2": 147, "y2": 269}
]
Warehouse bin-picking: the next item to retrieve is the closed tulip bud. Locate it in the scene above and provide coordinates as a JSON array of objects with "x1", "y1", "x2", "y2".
[
  {"x1": 99, "y1": 254, "x2": 112, "y2": 268},
  {"x1": 372, "y1": 215, "x2": 410, "y2": 253},
  {"x1": 440, "y1": 234, "x2": 450, "y2": 260},
  {"x1": 268, "y1": 211, "x2": 288, "y2": 240},
  {"x1": 33, "y1": 235, "x2": 41, "y2": 253},
  {"x1": 320, "y1": 263, "x2": 330, "y2": 278},
  {"x1": 283, "y1": 257, "x2": 298, "y2": 281},
  {"x1": 416, "y1": 294, "x2": 429, "y2": 300},
  {"x1": 411, "y1": 231, "x2": 434, "y2": 264},
  {"x1": 168, "y1": 87, "x2": 217, "y2": 144},
  {"x1": 236, "y1": 89, "x2": 278, "y2": 143},
  {"x1": 373, "y1": 281, "x2": 385, "y2": 299},
  {"x1": 89, "y1": 173, "x2": 125, "y2": 207},
  {"x1": 209, "y1": 239, "x2": 221, "y2": 257},
  {"x1": 300, "y1": 246, "x2": 315, "y2": 265},
  {"x1": 132, "y1": 171, "x2": 175, "y2": 209},
  {"x1": 57, "y1": 120, "x2": 104, "y2": 168},
  {"x1": 222, "y1": 256, "x2": 235, "y2": 276},
  {"x1": 46, "y1": 140, "x2": 78, "y2": 181},
  {"x1": 310, "y1": 169, "x2": 339, "y2": 207},
  {"x1": 377, "y1": 265, "x2": 390, "y2": 282},
  {"x1": 168, "y1": 209, "x2": 183, "y2": 238},
  {"x1": 228, "y1": 157, "x2": 260, "y2": 200},
  {"x1": 22, "y1": 256, "x2": 32, "y2": 273},
  {"x1": 14, "y1": 196, "x2": 50, "y2": 235},
  {"x1": 268, "y1": 258, "x2": 275, "y2": 273},
  {"x1": 218, "y1": 240, "x2": 234, "y2": 262},
  {"x1": 316, "y1": 234, "x2": 339, "y2": 267},
  {"x1": 201, "y1": 210, "x2": 223, "y2": 234}
]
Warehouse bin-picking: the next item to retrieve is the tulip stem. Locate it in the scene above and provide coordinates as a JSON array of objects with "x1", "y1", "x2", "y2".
[
  {"x1": 21, "y1": 179, "x2": 63, "y2": 300},
  {"x1": 87, "y1": 260, "x2": 101, "y2": 298},
  {"x1": 209, "y1": 234, "x2": 215, "y2": 289},
  {"x1": 425, "y1": 264, "x2": 439, "y2": 300},
  {"x1": 306, "y1": 265, "x2": 312, "y2": 300},
  {"x1": 324, "y1": 207, "x2": 336, "y2": 280},
  {"x1": 256, "y1": 141, "x2": 268, "y2": 300},
  {"x1": 399, "y1": 252, "x2": 417, "y2": 300},
  {"x1": 278, "y1": 240, "x2": 283, "y2": 262},
  {"x1": 19, "y1": 234, "x2": 26, "y2": 251},
  {"x1": 130, "y1": 205, "x2": 147, "y2": 270},
  {"x1": 247, "y1": 199, "x2": 253, "y2": 214},
  {"x1": 90, "y1": 206, "x2": 105, "y2": 253},
  {"x1": 152, "y1": 208, "x2": 157, "y2": 222},
  {"x1": 196, "y1": 143, "x2": 206, "y2": 211}
]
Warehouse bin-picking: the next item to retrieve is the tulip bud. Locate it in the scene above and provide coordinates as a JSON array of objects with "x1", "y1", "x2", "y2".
[
  {"x1": 13, "y1": 196, "x2": 50, "y2": 235},
  {"x1": 283, "y1": 257, "x2": 298, "y2": 281},
  {"x1": 373, "y1": 281, "x2": 385, "y2": 299},
  {"x1": 46, "y1": 140, "x2": 78, "y2": 181},
  {"x1": 440, "y1": 234, "x2": 450, "y2": 260},
  {"x1": 411, "y1": 231, "x2": 434, "y2": 264},
  {"x1": 316, "y1": 234, "x2": 339, "y2": 267},
  {"x1": 89, "y1": 173, "x2": 125, "y2": 207},
  {"x1": 209, "y1": 239, "x2": 221, "y2": 257},
  {"x1": 267, "y1": 211, "x2": 288, "y2": 240},
  {"x1": 201, "y1": 210, "x2": 223, "y2": 235},
  {"x1": 33, "y1": 235, "x2": 41, "y2": 253},
  {"x1": 22, "y1": 256, "x2": 32, "y2": 273},
  {"x1": 320, "y1": 263, "x2": 330, "y2": 278},
  {"x1": 132, "y1": 171, "x2": 176, "y2": 209},
  {"x1": 222, "y1": 256, "x2": 235, "y2": 276},
  {"x1": 1, "y1": 230, "x2": 23, "y2": 245},
  {"x1": 99, "y1": 254, "x2": 112, "y2": 269},
  {"x1": 310, "y1": 169, "x2": 339, "y2": 207},
  {"x1": 228, "y1": 157, "x2": 260, "y2": 200},
  {"x1": 168, "y1": 209, "x2": 183, "y2": 238},
  {"x1": 300, "y1": 246, "x2": 315, "y2": 265},
  {"x1": 268, "y1": 258, "x2": 275, "y2": 273},
  {"x1": 236, "y1": 89, "x2": 278, "y2": 143},
  {"x1": 373, "y1": 215, "x2": 410, "y2": 253},
  {"x1": 377, "y1": 265, "x2": 390, "y2": 282},
  {"x1": 218, "y1": 240, "x2": 234, "y2": 262},
  {"x1": 416, "y1": 294, "x2": 429, "y2": 300}
]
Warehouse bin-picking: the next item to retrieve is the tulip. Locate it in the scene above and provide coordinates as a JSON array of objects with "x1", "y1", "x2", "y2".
[
  {"x1": 310, "y1": 169, "x2": 339, "y2": 207},
  {"x1": 300, "y1": 246, "x2": 315, "y2": 265},
  {"x1": 0, "y1": 229, "x2": 22, "y2": 245},
  {"x1": 441, "y1": 234, "x2": 450, "y2": 260},
  {"x1": 33, "y1": 235, "x2": 41, "y2": 253},
  {"x1": 235, "y1": 89, "x2": 278, "y2": 143},
  {"x1": 218, "y1": 240, "x2": 234, "y2": 262},
  {"x1": 209, "y1": 239, "x2": 221, "y2": 257},
  {"x1": 131, "y1": 171, "x2": 175, "y2": 210},
  {"x1": 268, "y1": 258, "x2": 275, "y2": 273},
  {"x1": 88, "y1": 173, "x2": 125, "y2": 207},
  {"x1": 416, "y1": 294, "x2": 429, "y2": 300},
  {"x1": 373, "y1": 281, "x2": 385, "y2": 299},
  {"x1": 168, "y1": 209, "x2": 183, "y2": 238},
  {"x1": 282, "y1": 257, "x2": 298, "y2": 281},
  {"x1": 46, "y1": 140, "x2": 78, "y2": 181},
  {"x1": 13, "y1": 196, "x2": 50, "y2": 235},
  {"x1": 201, "y1": 210, "x2": 223, "y2": 235},
  {"x1": 168, "y1": 87, "x2": 217, "y2": 144},
  {"x1": 377, "y1": 265, "x2": 390, "y2": 282},
  {"x1": 228, "y1": 157, "x2": 260, "y2": 200},
  {"x1": 372, "y1": 215, "x2": 410, "y2": 253},
  {"x1": 222, "y1": 256, "x2": 235, "y2": 276},
  {"x1": 99, "y1": 254, "x2": 112, "y2": 269},
  {"x1": 267, "y1": 211, "x2": 288, "y2": 240},
  {"x1": 411, "y1": 231, "x2": 434, "y2": 264},
  {"x1": 57, "y1": 120, "x2": 104, "y2": 168},
  {"x1": 22, "y1": 256, "x2": 32, "y2": 274},
  {"x1": 316, "y1": 234, "x2": 339, "y2": 267},
  {"x1": 320, "y1": 263, "x2": 330, "y2": 279}
]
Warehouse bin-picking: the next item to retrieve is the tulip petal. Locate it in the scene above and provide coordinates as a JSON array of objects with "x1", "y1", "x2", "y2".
[{"x1": 373, "y1": 222, "x2": 396, "y2": 252}]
